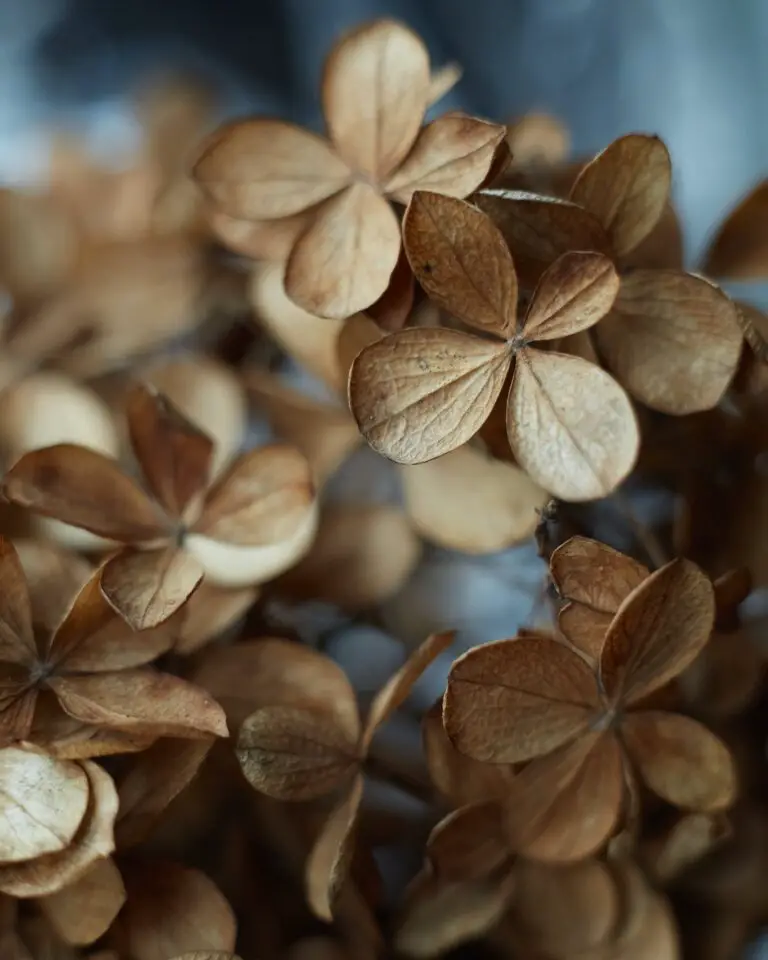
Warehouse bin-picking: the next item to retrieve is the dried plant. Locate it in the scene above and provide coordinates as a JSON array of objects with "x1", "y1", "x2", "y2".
[{"x1": 0, "y1": 15, "x2": 767, "y2": 960}]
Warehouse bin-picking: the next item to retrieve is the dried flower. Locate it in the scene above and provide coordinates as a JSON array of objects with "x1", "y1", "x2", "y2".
[
  {"x1": 2, "y1": 384, "x2": 317, "y2": 629},
  {"x1": 444, "y1": 541, "x2": 737, "y2": 861},
  {"x1": 349, "y1": 191, "x2": 638, "y2": 500},
  {"x1": 194, "y1": 19, "x2": 505, "y2": 319}
]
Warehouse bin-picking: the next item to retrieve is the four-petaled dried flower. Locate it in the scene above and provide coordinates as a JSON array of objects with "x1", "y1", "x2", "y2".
[
  {"x1": 444, "y1": 542, "x2": 737, "y2": 861},
  {"x1": 478, "y1": 134, "x2": 743, "y2": 414},
  {"x1": 235, "y1": 632, "x2": 453, "y2": 920},
  {"x1": 0, "y1": 537, "x2": 227, "y2": 751},
  {"x1": 2, "y1": 384, "x2": 317, "y2": 629},
  {"x1": 194, "y1": 19, "x2": 505, "y2": 319},
  {"x1": 349, "y1": 191, "x2": 638, "y2": 500}
]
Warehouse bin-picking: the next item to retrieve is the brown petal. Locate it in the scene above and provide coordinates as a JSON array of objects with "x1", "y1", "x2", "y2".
[
  {"x1": 645, "y1": 811, "x2": 730, "y2": 883},
  {"x1": 0, "y1": 746, "x2": 89, "y2": 862},
  {"x1": 597, "y1": 270, "x2": 742, "y2": 414},
  {"x1": 209, "y1": 209, "x2": 309, "y2": 261},
  {"x1": 366, "y1": 245, "x2": 415, "y2": 333},
  {"x1": 37, "y1": 856, "x2": 125, "y2": 946},
  {"x1": 44, "y1": 569, "x2": 124, "y2": 667},
  {"x1": 349, "y1": 327, "x2": 512, "y2": 464},
  {"x1": 236, "y1": 705, "x2": 360, "y2": 801},
  {"x1": 403, "y1": 191, "x2": 517, "y2": 337},
  {"x1": 386, "y1": 116, "x2": 505, "y2": 204},
  {"x1": 422, "y1": 702, "x2": 515, "y2": 807},
  {"x1": 522, "y1": 251, "x2": 619, "y2": 341},
  {"x1": 322, "y1": 20, "x2": 430, "y2": 180},
  {"x1": 550, "y1": 536, "x2": 648, "y2": 658},
  {"x1": 50, "y1": 668, "x2": 228, "y2": 739},
  {"x1": 115, "y1": 737, "x2": 213, "y2": 849},
  {"x1": 32, "y1": 697, "x2": 155, "y2": 761},
  {"x1": 0, "y1": 538, "x2": 35, "y2": 665},
  {"x1": 193, "y1": 638, "x2": 361, "y2": 735},
  {"x1": 737, "y1": 301, "x2": 768, "y2": 363},
  {"x1": 504, "y1": 732, "x2": 623, "y2": 861},
  {"x1": 444, "y1": 635, "x2": 598, "y2": 764},
  {"x1": 14, "y1": 540, "x2": 92, "y2": 635},
  {"x1": 703, "y1": 179, "x2": 768, "y2": 278},
  {"x1": 363, "y1": 631, "x2": 454, "y2": 748},
  {"x1": 507, "y1": 347, "x2": 639, "y2": 501},
  {"x1": 100, "y1": 546, "x2": 203, "y2": 631},
  {"x1": 277, "y1": 504, "x2": 420, "y2": 611},
  {"x1": 0, "y1": 681, "x2": 37, "y2": 744},
  {"x1": 600, "y1": 557, "x2": 715, "y2": 705},
  {"x1": 394, "y1": 869, "x2": 514, "y2": 958},
  {"x1": 0, "y1": 760, "x2": 117, "y2": 897},
  {"x1": 569, "y1": 134, "x2": 672, "y2": 258},
  {"x1": 337, "y1": 313, "x2": 385, "y2": 384},
  {"x1": 472, "y1": 189, "x2": 611, "y2": 287},
  {"x1": 284, "y1": 183, "x2": 401, "y2": 319},
  {"x1": 116, "y1": 862, "x2": 236, "y2": 960},
  {"x1": 194, "y1": 445, "x2": 314, "y2": 546},
  {"x1": 248, "y1": 263, "x2": 347, "y2": 392},
  {"x1": 2, "y1": 445, "x2": 167, "y2": 542},
  {"x1": 246, "y1": 373, "x2": 360, "y2": 486},
  {"x1": 193, "y1": 119, "x2": 350, "y2": 219},
  {"x1": 401, "y1": 443, "x2": 546, "y2": 552},
  {"x1": 623, "y1": 711, "x2": 736, "y2": 812},
  {"x1": 175, "y1": 582, "x2": 258, "y2": 656},
  {"x1": 126, "y1": 383, "x2": 213, "y2": 518},
  {"x1": 306, "y1": 774, "x2": 364, "y2": 921},
  {"x1": 426, "y1": 802, "x2": 510, "y2": 880}
]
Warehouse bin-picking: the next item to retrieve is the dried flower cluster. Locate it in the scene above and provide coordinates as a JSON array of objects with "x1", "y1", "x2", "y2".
[{"x1": 0, "y1": 14, "x2": 765, "y2": 960}]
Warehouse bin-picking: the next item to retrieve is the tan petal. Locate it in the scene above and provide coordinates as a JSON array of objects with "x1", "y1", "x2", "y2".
[
  {"x1": 623, "y1": 711, "x2": 736, "y2": 812},
  {"x1": 116, "y1": 862, "x2": 236, "y2": 960},
  {"x1": 513, "y1": 858, "x2": 619, "y2": 957},
  {"x1": 737, "y1": 301, "x2": 768, "y2": 363},
  {"x1": 37, "y1": 856, "x2": 126, "y2": 946},
  {"x1": 175, "y1": 582, "x2": 258, "y2": 656},
  {"x1": 506, "y1": 112, "x2": 570, "y2": 167},
  {"x1": 600, "y1": 557, "x2": 715, "y2": 705},
  {"x1": 550, "y1": 536, "x2": 649, "y2": 658},
  {"x1": 246, "y1": 373, "x2": 360, "y2": 486},
  {"x1": 322, "y1": 20, "x2": 429, "y2": 180},
  {"x1": 32, "y1": 697, "x2": 155, "y2": 761},
  {"x1": 115, "y1": 737, "x2": 213, "y2": 849},
  {"x1": 386, "y1": 116, "x2": 504, "y2": 204},
  {"x1": 363, "y1": 631, "x2": 454, "y2": 748},
  {"x1": 100, "y1": 546, "x2": 203, "y2": 631},
  {"x1": 209, "y1": 208, "x2": 309, "y2": 261},
  {"x1": 2, "y1": 445, "x2": 167, "y2": 542},
  {"x1": 401, "y1": 444, "x2": 546, "y2": 552},
  {"x1": 192, "y1": 637, "x2": 360, "y2": 736},
  {"x1": 0, "y1": 760, "x2": 117, "y2": 897},
  {"x1": 702, "y1": 179, "x2": 768, "y2": 278},
  {"x1": 0, "y1": 538, "x2": 35, "y2": 665},
  {"x1": 426, "y1": 802, "x2": 510, "y2": 880},
  {"x1": 597, "y1": 270, "x2": 742, "y2": 414},
  {"x1": 402, "y1": 191, "x2": 517, "y2": 336},
  {"x1": 472, "y1": 189, "x2": 610, "y2": 287},
  {"x1": 422, "y1": 702, "x2": 515, "y2": 807},
  {"x1": 248, "y1": 263, "x2": 347, "y2": 392},
  {"x1": 504, "y1": 732, "x2": 623, "y2": 861},
  {"x1": 278, "y1": 504, "x2": 420, "y2": 611},
  {"x1": 427, "y1": 62, "x2": 462, "y2": 106},
  {"x1": 236, "y1": 705, "x2": 359, "y2": 801},
  {"x1": 349, "y1": 327, "x2": 512, "y2": 464},
  {"x1": 337, "y1": 313, "x2": 386, "y2": 383},
  {"x1": 195, "y1": 445, "x2": 314, "y2": 546},
  {"x1": 394, "y1": 869, "x2": 514, "y2": 958},
  {"x1": 306, "y1": 774, "x2": 364, "y2": 921},
  {"x1": 193, "y1": 119, "x2": 350, "y2": 219},
  {"x1": 569, "y1": 134, "x2": 672, "y2": 258},
  {"x1": 14, "y1": 540, "x2": 92, "y2": 635},
  {"x1": 0, "y1": 747, "x2": 89, "y2": 863},
  {"x1": 50, "y1": 668, "x2": 228, "y2": 739},
  {"x1": 126, "y1": 383, "x2": 213, "y2": 517},
  {"x1": 623, "y1": 199, "x2": 685, "y2": 271},
  {"x1": 284, "y1": 183, "x2": 401, "y2": 319},
  {"x1": 507, "y1": 347, "x2": 639, "y2": 501},
  {"x1": 444, "y1": 635, "x2": 598, "y2": 764},
  {"x1": 522, "y1": 251, "x2": 619, "y2": 341}
]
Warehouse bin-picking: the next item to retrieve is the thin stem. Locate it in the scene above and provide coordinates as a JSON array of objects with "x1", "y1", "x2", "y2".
[
  {"x1": 612, "y1": 490, "x2": 670, "y2": 569},
  {"x1": 363, "y1": 752, "x2": 434, "y2": 806}
]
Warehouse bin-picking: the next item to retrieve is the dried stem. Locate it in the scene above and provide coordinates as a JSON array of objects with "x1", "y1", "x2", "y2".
[{"x1": 612, "y1": 490, "x2": 670, "y2": 569}]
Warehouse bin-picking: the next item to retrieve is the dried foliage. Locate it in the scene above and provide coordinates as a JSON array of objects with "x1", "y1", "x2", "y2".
[{"x1": 0, "y1": 18, "x2": 763, "y2": 960}]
